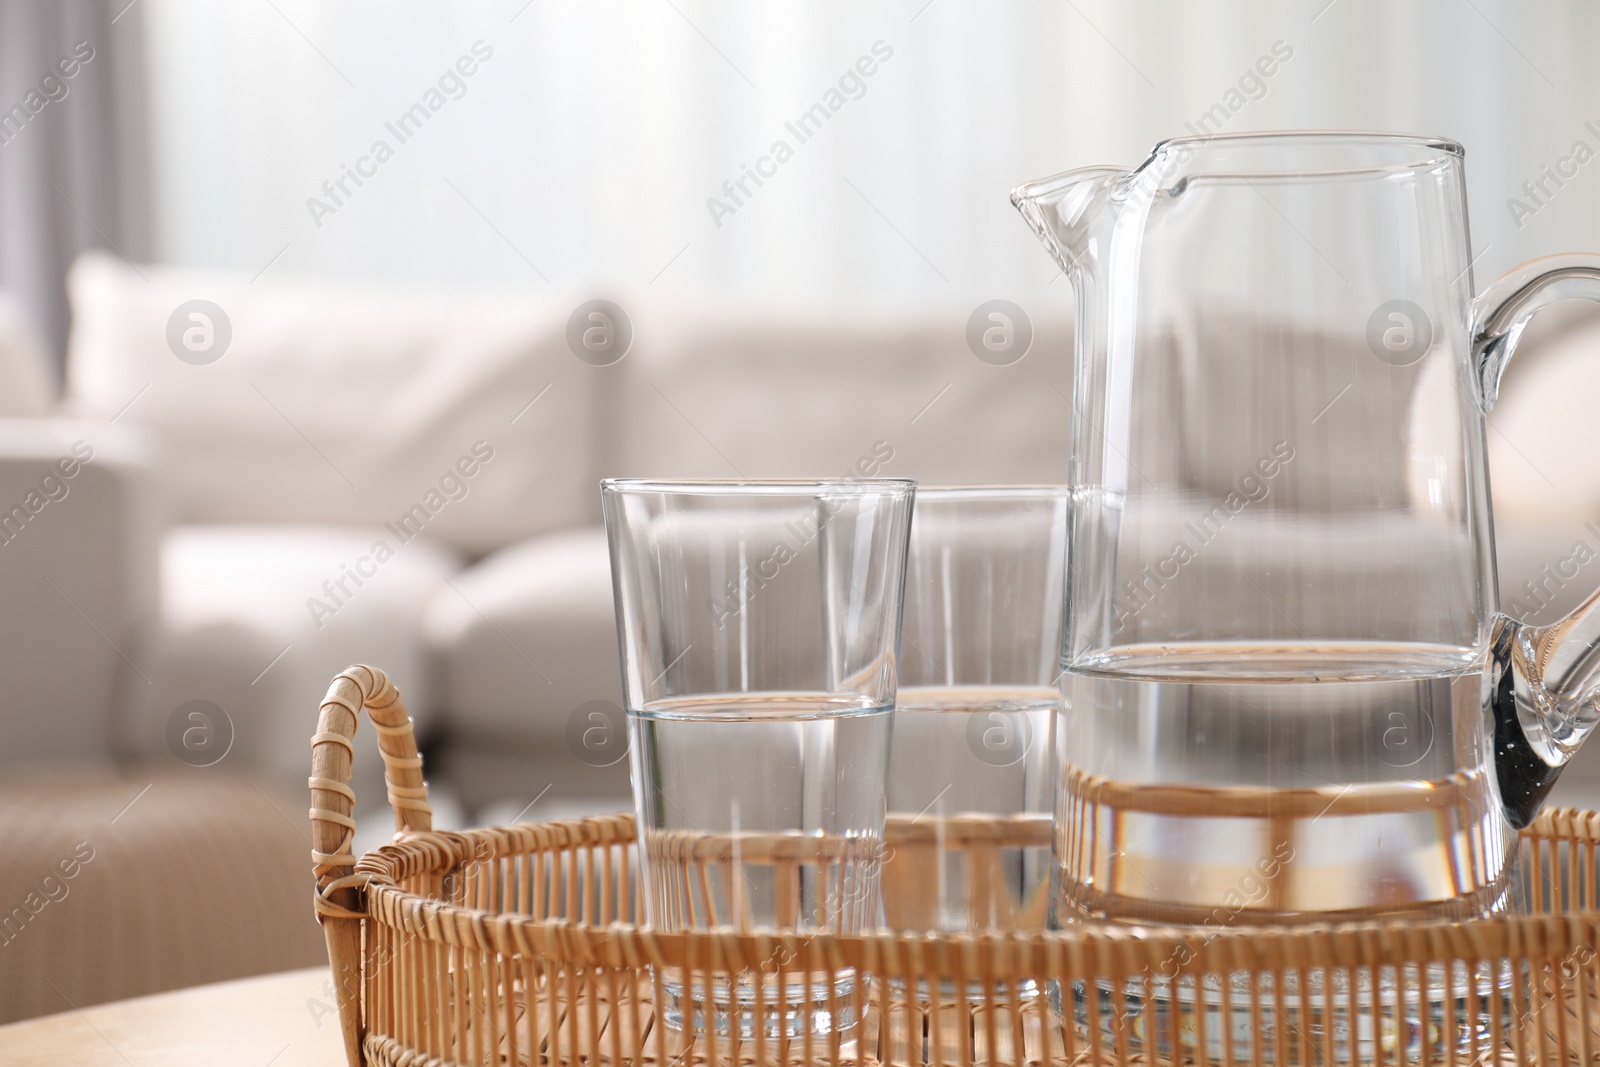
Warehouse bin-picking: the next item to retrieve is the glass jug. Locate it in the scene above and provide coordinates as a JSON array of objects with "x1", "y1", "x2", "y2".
[{"x1": 1013, "y1": 132, "x2": 1600, "y2": 926}]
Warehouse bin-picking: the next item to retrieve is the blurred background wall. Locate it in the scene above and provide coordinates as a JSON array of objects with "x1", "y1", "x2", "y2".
[
  {"x1": 3, "y1": 1, "x2": 1597, "y2": 374},
  {"x1": 137, "y1": 2, "x2": 1599, "y2": 320}
]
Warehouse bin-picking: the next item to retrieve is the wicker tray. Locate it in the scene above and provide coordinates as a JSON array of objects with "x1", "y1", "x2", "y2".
[{"x1": 310, "y1": 665, "x2": 1600, "y2": 1067}]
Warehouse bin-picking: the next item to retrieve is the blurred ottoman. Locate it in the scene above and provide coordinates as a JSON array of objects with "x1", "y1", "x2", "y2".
[{"x1": 0, "y1": 770, "x2": 324, "y2": 1024}]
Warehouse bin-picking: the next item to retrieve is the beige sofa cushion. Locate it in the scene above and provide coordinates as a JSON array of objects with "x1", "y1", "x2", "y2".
[
  {"x1": 424, "y1": 527, "x2": 626, "y2": 808},
  {"x1": 425, "y1": 527, "x2": 619, "y2": 740},
  {"x1": 119, "y1": 525, "x2": 459, "y2": 800},
  {"x1": 600, "y1": 295, "x2": 1074, "y2": 487},
  {"x1": 65, "y1": 254, "x2": 595, "y2": 554}
]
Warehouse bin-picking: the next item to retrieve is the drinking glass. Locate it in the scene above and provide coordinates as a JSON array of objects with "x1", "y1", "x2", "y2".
[
  {"x1": 883, "y1": 487, "x2": 1067, "y2": 997},
  {"x1": 601, "y1": 478, "x2": 915, "y2": 1037}
]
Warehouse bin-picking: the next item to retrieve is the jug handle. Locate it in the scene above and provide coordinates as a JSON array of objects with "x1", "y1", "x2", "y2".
[{"x1": 1472, "y1": 252, "x2": 1600, "y2": 827}]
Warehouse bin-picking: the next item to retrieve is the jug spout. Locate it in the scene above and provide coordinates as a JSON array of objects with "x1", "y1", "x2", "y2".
[{"x1": 1010, "y1": 166, "x2": 1124, "y2": 277}]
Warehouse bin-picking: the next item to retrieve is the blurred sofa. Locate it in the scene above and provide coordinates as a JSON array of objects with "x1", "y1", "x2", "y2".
[
  {"x1": 8, "y1": 252, "x2": 1600, "y2": 837},
  {"x1": 8, "y1": 254, "x2": 1075, "y2": 834}
]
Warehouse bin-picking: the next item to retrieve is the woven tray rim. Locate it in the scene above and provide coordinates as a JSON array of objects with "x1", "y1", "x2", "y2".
[{"x1": 347, "y1": 807, "x2": 1600, "y2": 978}]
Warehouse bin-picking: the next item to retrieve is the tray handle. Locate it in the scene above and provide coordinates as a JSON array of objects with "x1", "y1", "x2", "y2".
[{"x1": 309, "y1": 663, "x2": 432, "y2": 1067}]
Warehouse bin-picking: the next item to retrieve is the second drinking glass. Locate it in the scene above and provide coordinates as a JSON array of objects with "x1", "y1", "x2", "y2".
[
  {"x1": 602, "y1": 477, "x2": 916, "y2": 1037},
  {"x1": 883, "y1": 487, "x2": 1069, "y2": 995}
]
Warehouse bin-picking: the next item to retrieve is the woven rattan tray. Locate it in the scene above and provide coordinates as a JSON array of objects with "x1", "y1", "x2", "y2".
[{"x1": 310, "y1": 665, "x2": 1600, "y2": 1066}]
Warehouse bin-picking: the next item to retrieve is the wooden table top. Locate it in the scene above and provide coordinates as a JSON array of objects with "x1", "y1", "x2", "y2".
[{"x1": 0, "y1": 967, "x2": 344, "y2": 1067}]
